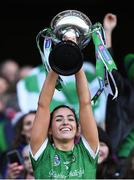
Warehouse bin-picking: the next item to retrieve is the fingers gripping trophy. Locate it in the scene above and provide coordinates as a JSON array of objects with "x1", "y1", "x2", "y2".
[{"x1": 36, "y1": 10, "x2": 118, "y2": 102}]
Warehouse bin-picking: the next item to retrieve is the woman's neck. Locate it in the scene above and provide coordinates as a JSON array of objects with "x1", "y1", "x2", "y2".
[{"x1": 53, "y1": 139, "x2": 74, "y2": 151}]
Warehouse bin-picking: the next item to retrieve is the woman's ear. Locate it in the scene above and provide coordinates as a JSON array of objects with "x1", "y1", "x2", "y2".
[
  {"x1": 75, "y1": 124, "x2": 81, "y2": 144},
  {"x1": 48, "y1": 127, "x2": 52, "y2": 136},
  {"x1": 48, "y1": 127, "x2": 53, "y2": 143},
  {"x1": 76, "y1": 124, "x2": 81, "y2": 136}
]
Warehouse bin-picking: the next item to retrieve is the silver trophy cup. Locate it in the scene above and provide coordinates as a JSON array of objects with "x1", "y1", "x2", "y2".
[{"x1": 49, "y1": 10, "x2": 92, "y2": 76}]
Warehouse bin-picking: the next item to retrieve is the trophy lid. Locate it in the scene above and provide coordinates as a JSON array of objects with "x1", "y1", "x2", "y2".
[{"x1": 50, "y1": 10, "x2": 92, "y2": 49}]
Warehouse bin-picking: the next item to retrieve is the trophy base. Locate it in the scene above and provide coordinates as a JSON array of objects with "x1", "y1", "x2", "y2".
[{"x1": 49, "y1": 40, "x2": 83, "y2": 76}]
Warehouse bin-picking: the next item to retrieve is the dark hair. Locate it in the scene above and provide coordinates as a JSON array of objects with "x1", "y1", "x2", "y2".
[
  {"x1": 13, "y1": 110, "x2": 36, "y2": 149},
  {"x1": 50, "y1": 105, "x2": 78, "y2": 127},
  {"x1": 98, "y1": 126, "x2": 112, "y2": 156}
]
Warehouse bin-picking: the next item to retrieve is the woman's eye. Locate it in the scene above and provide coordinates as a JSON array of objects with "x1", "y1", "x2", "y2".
[
  {"x1": 68, "y1": 118, "x2": 75, "y2": 121},
  {"x1": 56, "y1": 119, "x2": 62, "y2": 122},
  {"x1": 26, "y1": 121, "x2": 32, "y2": 126}
]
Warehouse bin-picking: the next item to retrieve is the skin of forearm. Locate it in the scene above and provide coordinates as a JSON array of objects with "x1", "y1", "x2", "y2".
[
  {"x1": 30, "y1": 70, "x2": 58, "y2": 154},
  {"x1": 75, "y1": 69, "x2": 99, "y2": 152},
  {"x1": 105, "y1": 30, "x2": 112, "y2": 48},
  {"x1": 38, "y1": 70, "x2": 58, "y2": 107},
  {"x1": 75, "y1": 69, "x2": 91, "y2": 104},
  {"x1": 79, "y1": 106, "x2": 99, "y2": 151}
]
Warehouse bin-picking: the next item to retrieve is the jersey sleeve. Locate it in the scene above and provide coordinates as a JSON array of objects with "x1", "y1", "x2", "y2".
[
  {"x1": 81, "y1": 135, "x2": 99, "y2": 159},
  {"x1": 30, "y1": 138, "x2": 48, "y2": 161}
]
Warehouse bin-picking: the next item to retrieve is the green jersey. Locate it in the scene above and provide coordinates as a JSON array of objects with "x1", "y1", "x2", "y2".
[{"x1": 30, "y1": 137, "x2": 98, "y2": 179}]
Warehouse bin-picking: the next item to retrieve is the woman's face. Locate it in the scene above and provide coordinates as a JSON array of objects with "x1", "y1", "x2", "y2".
[
  {"x1": 22, "y1": 146, "x2": 33, "y2": 174},
  {"x1": 22, "y1": 113, "x2": 35, "y2": 142},
  {"x1": 50, "y1": 107, "x2": 77, "y2": 142},
  {"x1": 98, "y1": 142, "x2": 109, "y2": 164},
  {"x1": 0, "y1": 77, "x2": 9, "y2": 94}
]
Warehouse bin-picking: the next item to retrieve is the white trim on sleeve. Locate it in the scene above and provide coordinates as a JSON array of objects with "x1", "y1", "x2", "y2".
[
  {"x1": 30, "y1": 138, "x2": 48, "y2": 161},
  {"x1": 81, "y1": 136, "x2": 99, "y2": 159}
]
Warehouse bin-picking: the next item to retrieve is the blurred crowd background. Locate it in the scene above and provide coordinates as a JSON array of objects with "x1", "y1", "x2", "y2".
[{"x1": 0, "y1": 0, "x2": 134, "y2": 179}]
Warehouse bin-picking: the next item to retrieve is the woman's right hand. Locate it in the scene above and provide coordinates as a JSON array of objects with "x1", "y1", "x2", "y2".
[{"x1": 6, "y1": 162, "x2": 24, "y2": 179}]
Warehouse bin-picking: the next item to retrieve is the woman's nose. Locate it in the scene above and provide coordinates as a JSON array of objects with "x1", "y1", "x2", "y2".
[{"x1": 63, "y1": 118, "x2": 68, "y2": 125}]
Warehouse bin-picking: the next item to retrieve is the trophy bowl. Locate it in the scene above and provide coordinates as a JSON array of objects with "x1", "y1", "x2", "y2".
[
  {"x1": 50, "y1": 9, "x2": 92, "y2": 49},
  {"x1": 48, "y1": 10, "x2": 92, "y2": 76},
  {"x1": 49, "y1": 40, "x2": 84, "y2": 76}
]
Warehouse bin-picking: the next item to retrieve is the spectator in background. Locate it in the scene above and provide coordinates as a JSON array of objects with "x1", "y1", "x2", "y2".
[
  {"x1": 22, "y1": 145, "x2": 34, "y2": 179},
  {"x1": 103, "y1": 13, "x2": 117, "y2": 50},
  {"x1": 0, "y1": 59, "x2": 21, "y2": 120},
  {"x1": 97, "y1": 126, "x2": 112, "y2": 165},
  {"x1": 103, "y1": 13, "x2": 134, "y2": 179},
  {"x1": 5, "y1": 145, "x2": 35, "y2": 179},
  {"x1": 2, "y1": 111, "x2": 36, "y2": 179},
  {"x1": 0, "y1": 76, "x2": 9, "y2": 95},
  {"x1": 19, "y1": 65, "x2": 33, "y2": 80},
  {"x1": 0, "y1": 92, "x2": 17, "y2": 155},
  {"x1": 0, "y1": 94, "x2": 16, "y2": 178},
  {"x1": 106, "y1": 53, "x2": 134, "y2": 179},
  {"x1": 12, "y1": 110, "x2": 36, "y2": 152},
  {"x1": 96, "y1": 126, "x2": 116, "y2": 179},
  {"x1": 0, "y1": 92, "x2": 20, "y2": 121},
  {"x1": 0, "y1": 59, "x2": 20, "y2": 83}
]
